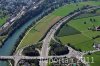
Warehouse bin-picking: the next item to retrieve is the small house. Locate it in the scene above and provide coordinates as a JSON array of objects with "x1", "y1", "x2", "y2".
[
  {"x1": 93, "y1": 44, "x2": 100, "y2": 49},
  {"x1": 95, "y1": 26, "x2": 100, "y2": 31}
]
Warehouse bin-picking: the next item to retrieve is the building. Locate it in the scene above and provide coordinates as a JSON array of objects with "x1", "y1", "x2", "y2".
[
  {"x1": 95, "y1": 26, "x2": 100, "y2": 31},
  {"x1": 93, "y1": 44, "x2": 100, "y2": 49}
]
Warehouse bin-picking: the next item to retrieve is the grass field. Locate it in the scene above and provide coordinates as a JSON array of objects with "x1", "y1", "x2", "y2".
[
  {"x1": 57, "y1": 24, "x2": 81, "y2": 37},
  {"x1": 16, "y1": 1, "x2": 100, "y2": 51},
  {"x1": 73, "y1": 9, "x2": 100, "y2": 20},
  {"x1": 84, "y1": 52, "x2": 100, "y2": 66},
  {"x1": 0, "y1": 16, "x2": 8, "y2": 26},
  {"x1": 59, "y1": 15, "x2": 100, "y2": 51},
  {"x1": 0, "y1": 10, "x2": 8, "y2": 26}
]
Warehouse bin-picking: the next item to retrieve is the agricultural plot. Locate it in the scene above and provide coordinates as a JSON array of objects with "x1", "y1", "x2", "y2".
[
  {"x1": 73, "y1": 9, "x2": 100, "y2": 20},
  {"x1": 16, "y1": 15, "x2": 61, "y2": 50},
  {"x1": 59, "y1": 15, "x2": 100, "y2": 51},
  {"x1": 57, "y1": 25, "x2": 81, "y2": 37},
  {"x1": 16, "y1": 1, "x2": 100, "y2": 51}
]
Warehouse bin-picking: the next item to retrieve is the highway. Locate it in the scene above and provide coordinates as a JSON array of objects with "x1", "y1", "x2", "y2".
[
  {"x1": 0, "y1": 5, "x2": 100, "y2": 66},
  {"x1": 39, "y1": 6, "x2": 100, "y2": 66},
  {"x1": 0, "y1": 46, "x2": 99, "y2": 66},
  {"x1": 40, "y1": 11, "x2": 82, "y2": 66}
]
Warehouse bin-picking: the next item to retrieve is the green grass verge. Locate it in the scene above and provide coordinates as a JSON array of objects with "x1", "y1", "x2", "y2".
[
  {"x1": 0, "y1": 16, "x2": 8, "y2": 26},
  {"x1": 16, "y1": 1, "x2": 100, "y2": 51}
]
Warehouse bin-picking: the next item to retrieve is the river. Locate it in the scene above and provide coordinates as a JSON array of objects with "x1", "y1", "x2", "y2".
[
  {"x1": 0, "y1": 15, "x2": 40, "y2": 66},
  {"x1": 0, "y1": 2, "x2": 69, "y2": 66}
]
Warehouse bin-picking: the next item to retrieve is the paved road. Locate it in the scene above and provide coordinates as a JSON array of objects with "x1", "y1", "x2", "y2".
[
  {"x1": 40, "y1": 6, "x2": 100, "y2": 66},
  {"x1": 0, "y1": 6, "x2": 100, "y2": 66},
  {"x1": 40, "y1": 10, "x2": 82, "y2": 66},
  {"x1": 0, "y1": 46, "x2": 99, "y2": 66}
]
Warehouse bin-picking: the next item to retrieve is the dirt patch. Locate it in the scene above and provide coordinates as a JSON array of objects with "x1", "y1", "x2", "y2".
[
  {"x1": 48, "y1": 16, "x2": 62, "y2": 29},
  {"x1": 51, "y1": 16, "x2": 61, "y2": 25}
]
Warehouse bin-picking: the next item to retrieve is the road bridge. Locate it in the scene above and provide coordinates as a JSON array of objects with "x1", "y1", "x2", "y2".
[
  {"x1": 0, "y1": 6, "x2": 100, "y2": 66},
  {"x1": 40, "y1": 6, "x2": 100, "y2": 66},
  {"x1": 0, "y1": 54, "x2": 76, "y2": 66}
]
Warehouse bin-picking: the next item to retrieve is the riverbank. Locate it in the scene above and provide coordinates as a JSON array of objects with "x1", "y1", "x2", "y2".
[
  {"x1": 0, "y1": 1, "x2": 100, "y2": 66},
  {"x1": 15, "y1": 1, "x2": 70, "y2": 51},
  {"x1": 0, "y1": 35, "x2": 7, "y2": 47},
  {"x1": 16, "y1": 1, "x2": 100, "y2": 52}
]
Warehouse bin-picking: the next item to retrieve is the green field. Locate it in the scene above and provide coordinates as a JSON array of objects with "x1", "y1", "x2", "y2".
[
  {"x1": 59, "y1": 15, "x2": 100, "y2": 51},
  {"x1": 16, "y1": 1, "x2": 100, "y2": 51},
  {"x1": 84, "y1": 52, "x2": 100, "y2": 66},
  {"x1": 0, "y1": 16, "x2": 8, "y2": 26},
  {"x1": 0, "y1": 10, "x2": 8, "y2": 26},
  {"x1": 73, "y1": 8, "x2": 100, "y2": 20},
  {"x1": 57, "y1": 24, "x2": 81, "y2": 37}
]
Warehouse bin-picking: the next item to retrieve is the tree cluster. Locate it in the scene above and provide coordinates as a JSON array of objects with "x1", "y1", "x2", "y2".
[
  {"x1": 22, "y1": 45, "x2": 40, "y2": 56},
  {"x1": 49, "y1": 40, "x2": 69, "y2": 55}
]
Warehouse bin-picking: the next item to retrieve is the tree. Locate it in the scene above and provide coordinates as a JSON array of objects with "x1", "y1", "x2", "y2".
[
  {"x1": 90, "y1": 18, "x2": 93, "y2": 22},
  {"x1": 50, "y1": 40, "x2": 69, "y2": 55},
  {"x1": 84, "y1": 21, "x2": 86, "y2": 24},
  {"x1": 54, "y1": 46, "x2": 69, "y2": 55},
  {"x1": 93, "y1": 19, "x2": 96, "y2": 22},
  {"x1": 22, "y1": 45, "x2": 40, "y2": 56}
]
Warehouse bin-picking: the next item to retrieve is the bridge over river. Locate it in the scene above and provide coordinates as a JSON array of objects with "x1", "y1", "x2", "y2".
[
  {"x1": 0, "y1": 55, "x2": 75, "y2": 66},
  {"x1": 0, "y1": 6, "x2": 100, "y2": 66}
]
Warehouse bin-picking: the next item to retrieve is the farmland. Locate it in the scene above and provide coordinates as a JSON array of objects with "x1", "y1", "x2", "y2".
[
  {"x1": 59, "y1": 14, "x2": 100, "y2": 51},
  {"x1": 16, "y1": 1, "x2": 100, "y2": 51}
]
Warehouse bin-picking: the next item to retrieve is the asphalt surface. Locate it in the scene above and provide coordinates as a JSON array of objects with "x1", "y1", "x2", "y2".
[
  {"x1": 0, "y1": 5, "x2": 100, "y2": 66},
  {"x1": 39, "y1": 6, "x2": 100, "y2": 66}
]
